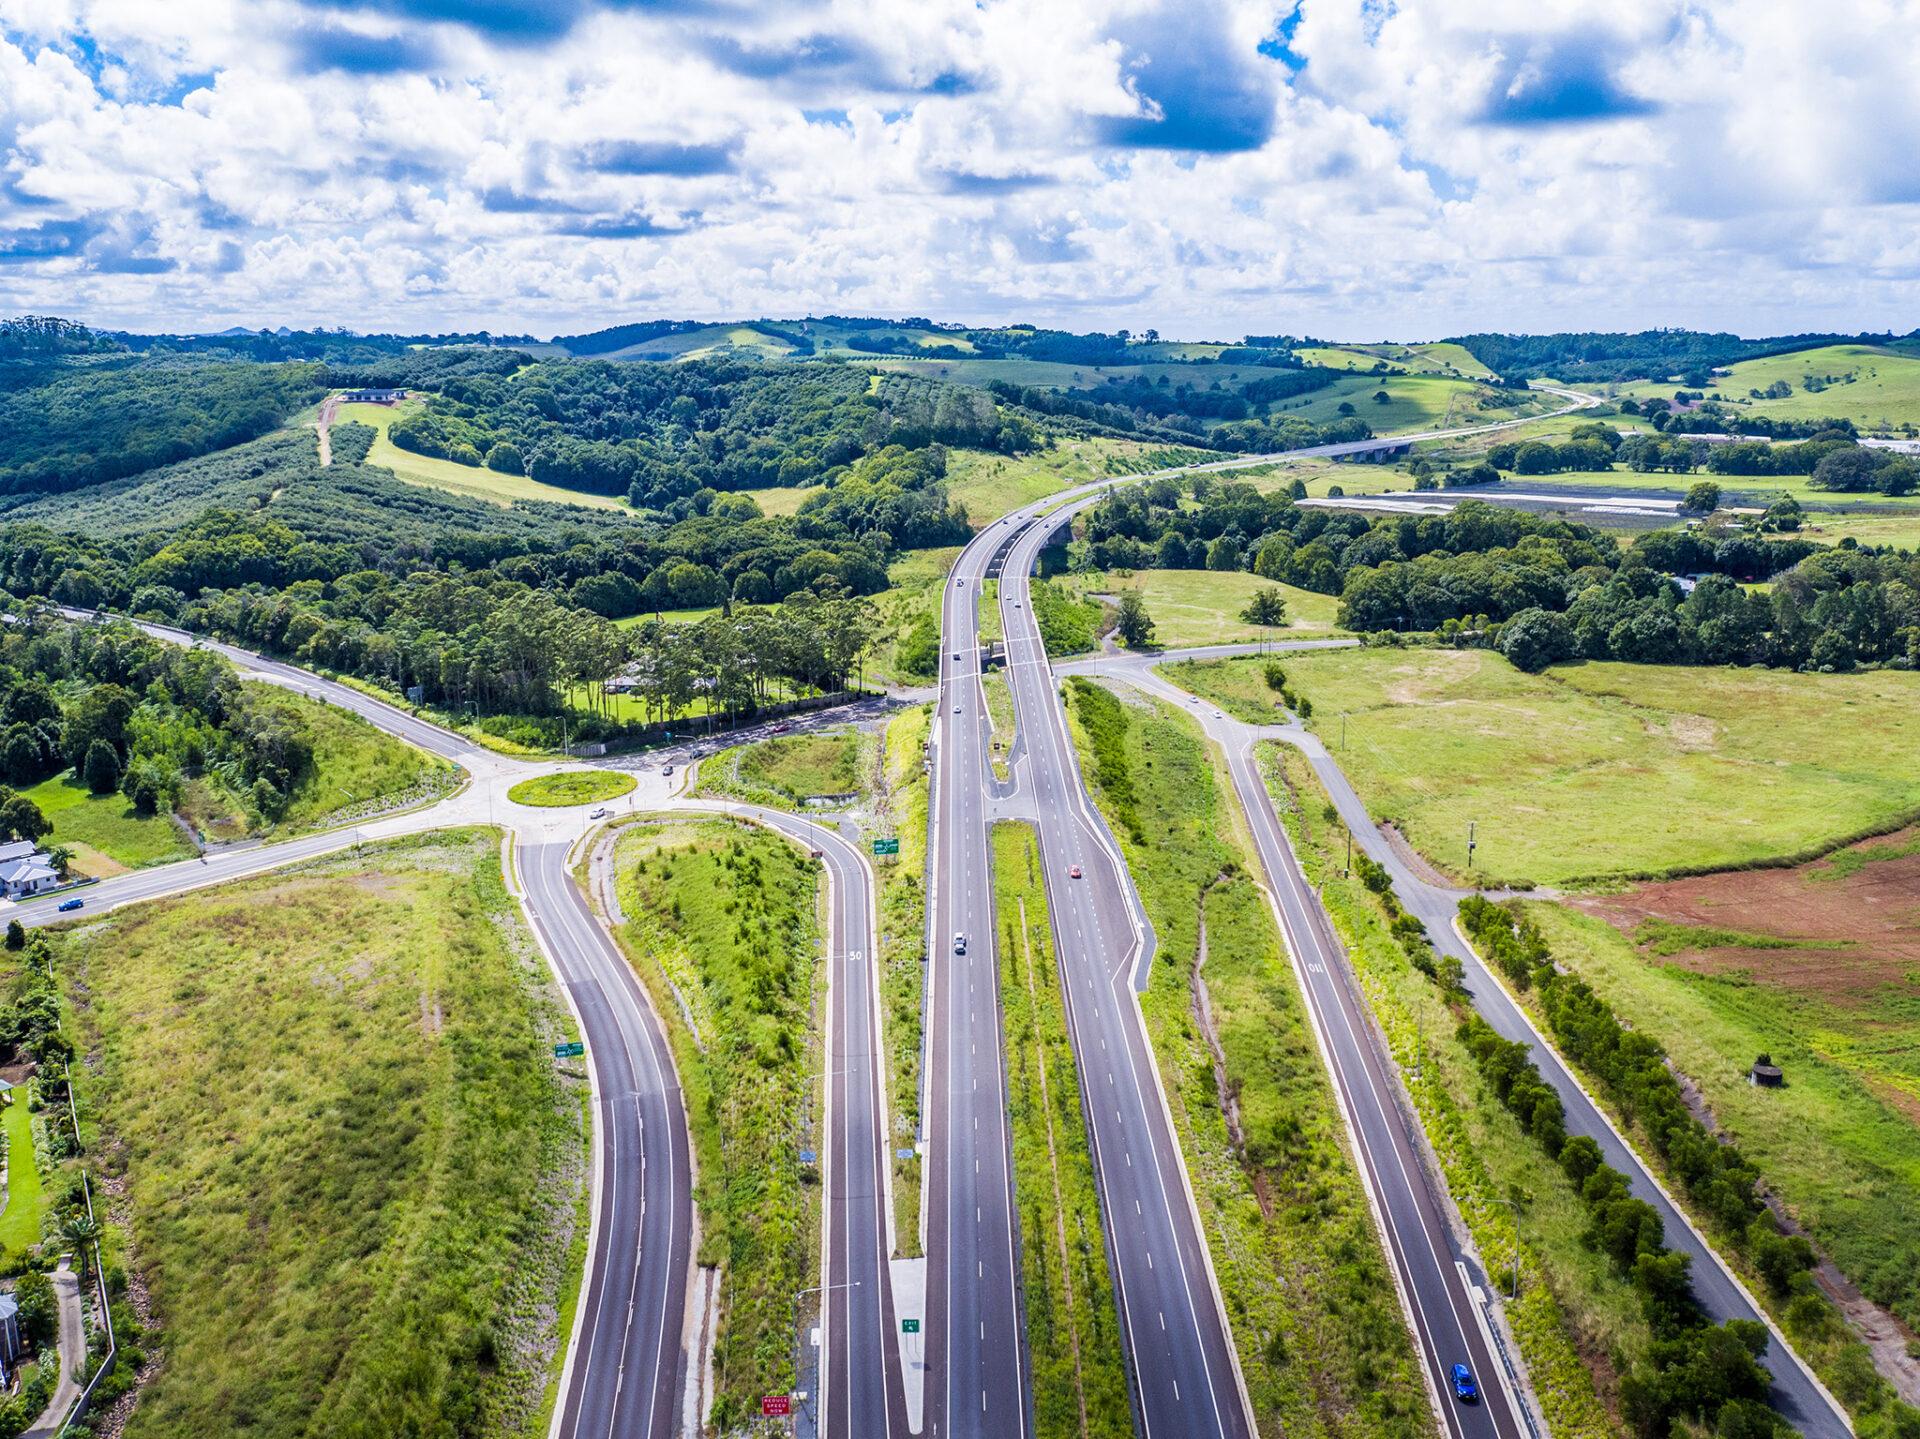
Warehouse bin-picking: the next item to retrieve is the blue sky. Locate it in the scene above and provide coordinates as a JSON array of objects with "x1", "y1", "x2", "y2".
[{"x1": 1, "y1": 0, "x2": 1916, "y2": 338}]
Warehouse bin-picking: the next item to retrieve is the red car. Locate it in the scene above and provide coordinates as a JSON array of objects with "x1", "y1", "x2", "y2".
[
  {"x1": 772, "y1": 722, "x2": 791, "y2": 732},
  {"x1": 1069, "y1": 865, "x2": 1082, "y2": 879}
]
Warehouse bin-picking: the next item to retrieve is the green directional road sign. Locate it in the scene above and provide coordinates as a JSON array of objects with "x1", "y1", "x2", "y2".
[
  {"x1": 872, "y1": 837, "x2": 899, "y2": 855},
  {"x1": 554, "y1": 1041, "x2": 585, "y2": 1058},
  {"x1": 901, "y1": 1319, "x2": 920, "y2": 1334}
]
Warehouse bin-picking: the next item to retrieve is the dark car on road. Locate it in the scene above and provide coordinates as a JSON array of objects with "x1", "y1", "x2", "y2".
[{"x1": 1451, "y1": 1364, "x2": 1477, "y2": 1403}]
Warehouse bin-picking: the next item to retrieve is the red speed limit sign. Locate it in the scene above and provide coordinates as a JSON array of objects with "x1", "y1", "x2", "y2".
[{"x1": 761, "y1": 1396, "x2": 791, "y2": 1417}]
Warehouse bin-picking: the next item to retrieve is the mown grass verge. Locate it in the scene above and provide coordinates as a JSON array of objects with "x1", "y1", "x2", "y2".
[
  {"x1": 507, "y1": 769, "x2": 635, "y2": 807},
  {"x1": 57, "y1": 829, "x2": 589, "y2": 1439},
  {"x1": 991, "y1": 822, "x2": 1132, "y2": 1438},
  {"x1": 610, "y1": 817, "x2": 821, "y2": 1430},
  {"x1": 878, "y1": 707, "x2": 928, "y2": 1253},
  {"x1": 1059, "y1": 676, "x2": 1435, "y2": 1438},
  {"x1": 982, "y1": 668, "x2": 1016, "y2": 780}
]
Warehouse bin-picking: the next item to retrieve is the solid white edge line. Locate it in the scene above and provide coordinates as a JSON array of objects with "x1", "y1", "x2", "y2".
[{"x1": 1449, "y1": 916, "x2": 1857, "y2": 1435}]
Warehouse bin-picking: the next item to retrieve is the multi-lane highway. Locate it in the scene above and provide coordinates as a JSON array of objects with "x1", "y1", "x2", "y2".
[
  {"x1": 1070, "y1": 644, "x2": 1854, "y2": 1439},
  {"x1": 1058, "y1": 648, "x2": 1526, "y2": 1439},
  {"x1": 924, "y1": 529, "x2": 1030, "y2": 1437},
  {"x1": 989, "y1": 520, "x2": 1257, "y2": 1438},
  {"x1": 45, "y1": 368, "x2": 1850, "y2": 1439}
]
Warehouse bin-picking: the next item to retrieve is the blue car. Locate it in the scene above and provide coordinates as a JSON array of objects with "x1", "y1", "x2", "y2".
[
  {"x1": 1451, "y1": 1363, "x2": 1478, "y2": 1403},
  {"x1": 57, "y1": 897, "x2": 84, "y2": 913}
]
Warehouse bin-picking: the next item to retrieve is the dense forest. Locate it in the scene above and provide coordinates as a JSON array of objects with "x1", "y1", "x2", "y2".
[
  {"x1": 1078, "y1": 474, "x2": 1916, "y2": 674},
  {"x1": 0, "y1": 359, "x2": 325, "y2": 497},
  {"x1": 1448, "y1": 328, "x2": 1918, "y2": 384}
]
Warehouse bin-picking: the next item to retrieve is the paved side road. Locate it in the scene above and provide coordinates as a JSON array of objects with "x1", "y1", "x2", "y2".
[
  {"x1": 22, "y1": 1259, "x2": 83, "y2": 1439},
  {"x1": 1082, "y1": 644, "x2": 1853, "y2": 1439}
]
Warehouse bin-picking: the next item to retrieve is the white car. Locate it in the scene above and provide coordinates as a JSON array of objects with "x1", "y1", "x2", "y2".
[
  {"x1": 953, "y1": 932, "x2": 967, "y2": 954},
  {"x1": 662, "y1": 764, "x2": 674, "y2": 776},
  {"x1": 590, "y1": 807, "x2": 610, "y2": 819},
  {"x1": 953, "y1": 704, "x2": 962, "y2": 713}
]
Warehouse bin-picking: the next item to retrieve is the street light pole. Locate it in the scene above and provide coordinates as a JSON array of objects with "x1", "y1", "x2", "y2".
[{"x1": 1467, "y1": 820, "x2": 1477, "y2": 873}]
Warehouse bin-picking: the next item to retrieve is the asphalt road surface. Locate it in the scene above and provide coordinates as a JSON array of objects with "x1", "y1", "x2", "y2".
[
  {"x1": 521, "y1": 838, "x2": 692, "y2": 1439},
  {"x1": 1075, "y1": 645, "x2": 1853, "y2": 1439},
  {"x1": 924, "y1": 526, "x2": 1030, "y2": 1438},
  {"x1": 748, "y1": 808, "x2": 911, "y2": 1439},
  {"x1": 37, "y1": 611, "x2": 695, "y2": 1439},
  {"x1": 1064, "y1": 651, "x2": 1528, "y2": 1439},
  {"x1": 994, "y1": 518, "x2": 1257, "y2": 1439}
]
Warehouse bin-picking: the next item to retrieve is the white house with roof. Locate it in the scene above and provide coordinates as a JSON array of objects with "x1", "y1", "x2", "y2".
[{"x1": 0, "y1": 841, "x2": 58, "y2": 899}]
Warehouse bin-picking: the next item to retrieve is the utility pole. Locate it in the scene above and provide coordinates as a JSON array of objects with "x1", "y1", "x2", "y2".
[{"x1": 1467, "y1": 820, "x2": 1477, "y2": 873}]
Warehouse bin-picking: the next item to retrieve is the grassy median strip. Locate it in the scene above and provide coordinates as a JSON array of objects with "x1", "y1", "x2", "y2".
[
  {"x1": 1258, "y1": 743, "x2": 1621, "y2": 1438},
  {"x1": 992, "y1": 822, "x2": 1133, "y2": 1439},
  {"x1": 1060, "y1": 676, "x2": 1434, "y2": 1439},
  {"x1": 878, "y1": 705, "x2": 929, "y2": 1254},
  {"x1": 610, "y1": 817, "x2": 821, "y2": 1430},
  {"x1": 57, "y1": 829, "x2": 589, "y2": 1439},
  {"x1": 982, "y1": 667, "x2": 1016, "y2": 780}
]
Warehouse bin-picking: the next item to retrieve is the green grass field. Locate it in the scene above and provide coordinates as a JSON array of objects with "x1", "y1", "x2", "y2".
[
  {"x1": 992, "y1": 823, "x2": 1132, "y2": 1438},
  {"x1": 59, "y1": 831, "x2": 587, "y2": 1439},
  {"x1": 738, "y1": 484, "x2": 815, "y2": 517},
  {"x1": 1293, "y1": 342, "x2": 1496, "y2": 379},
  {"x1": 21, "y1": 774, "x2": 193, "y2": 869},
  {"x1": 1160, "y1": 647, "x2": 1920, "y2": 887},
  {"x1": 1618, "y1": 344, "x2": 1920, "y2": 430},
  {"x1": 736, "y1": 731, "x2": 861, "y2": 800},
  {"x1": 610, "y1": 818, "x2": 818, "y2": 1430},
  {"x1": 335, "y1": 400, "x2": 630, "y2": 512},
  {"x1": 0, "y1": 1096, "x2": 46, "y2": 1257},
  {"x1": 1528, "y1": 902, "x2": 1920, "y2": 1343},
  {"x1": 507, "y1": 770, "x2": 635, "y2": 807},
  {"x1": 1060, "y1": 678, "x2": 1435, "y2": 1436},
  {"x1": 1059, "y1": 569, "x2": 1342, "y2": 646},
  {"x1": 611, "y1": 604, "x2": 725, "y2": 630}
]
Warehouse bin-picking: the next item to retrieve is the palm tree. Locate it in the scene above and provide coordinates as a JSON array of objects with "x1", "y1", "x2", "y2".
[{"x1": 59, "y1": 1213, "x2": 101, "y2": 1281}]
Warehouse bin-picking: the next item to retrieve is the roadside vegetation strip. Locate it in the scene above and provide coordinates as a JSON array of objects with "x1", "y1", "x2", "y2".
[
  {"x1": 1059, "y1": 676, "x2": 1435, "y2": 1439},
  {"x1": 1470, "y1": 899, "x2": 1920, "y2": 1434},
  {"x1": 1175, "y1": 645, "x2": 1920, "y2": 888},
  {"x1": 1551, "y1": 858, "x2": 1920, "y2": 1353},
  {"x1": 977, "y1": 577, "x2": 1005, "y2": 644},
  {"x1": 981, "y1": 668, "x2": 1016, "y2": 779},
  {"x1": 737, "y1": 730, "x2": 862, "y2": 803},
  {"x1": 991, "y1": 823, "x2": 1134, "y2": 1439},
  {"x1": 694, "y1": 729, "x2": 866, "y2": 812},
  {"x1": 506, "y1": 769, "x2": 636, "y2": 807},
  {"x1": 1255, "y1": 744, "x2": 1617, "y2": 1438},
  {"x1": 52, "y1": 830, "x2": 589, "y2": 1439},
  {"x1": 609, "y1": 817, "x2": 822, "y2": 1431},
  {"x1": 878, "y1": 705, "x2": 929, "y2": 1251}
]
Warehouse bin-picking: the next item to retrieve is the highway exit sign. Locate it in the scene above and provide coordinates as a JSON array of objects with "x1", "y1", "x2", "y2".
[
  {"x1": 871, "y1": 837, "x2": 899, "y2": 855},
  {"x1": 553, "y1": 1041, "x2": 585, "y2": 1058},
  {"x1": 901, "y1": 1319, "x2": 920, "y2": 1333},
  {"x1": 760, "y1": 1396, "x2": 791, "y2": 1416}
]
